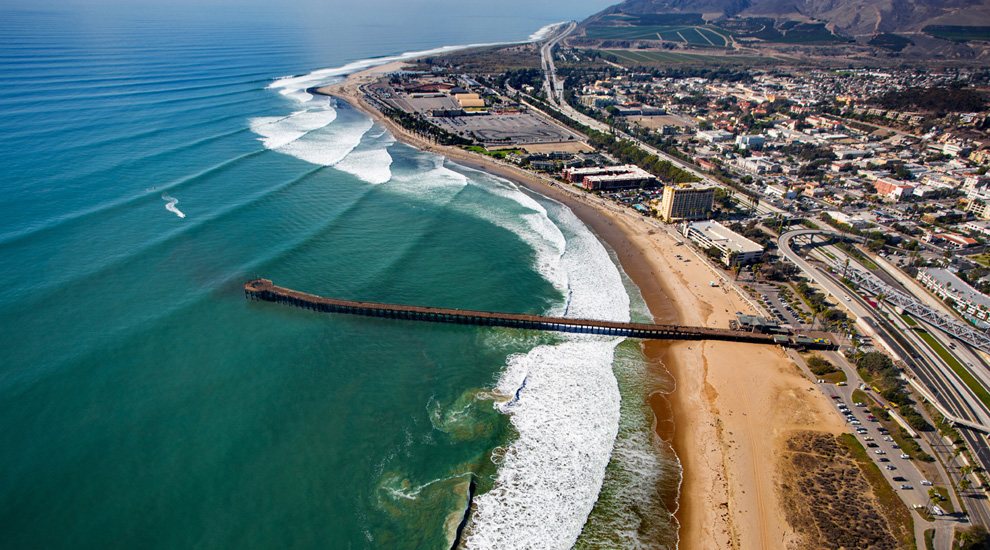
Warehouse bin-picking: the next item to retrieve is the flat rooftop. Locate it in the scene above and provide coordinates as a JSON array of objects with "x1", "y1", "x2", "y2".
[{"x1": 687, "y1": 221, "x2": 763, "y2": 254}]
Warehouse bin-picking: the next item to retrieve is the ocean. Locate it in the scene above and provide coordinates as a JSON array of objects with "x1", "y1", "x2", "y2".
[{"x1": 0, "y1": 2, "x2": 679, "y2": 548}]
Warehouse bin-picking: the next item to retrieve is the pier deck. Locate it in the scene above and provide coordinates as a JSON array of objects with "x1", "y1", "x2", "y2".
[{"x1": 244, "y1": 279, "x2": 827, "y2": 348}]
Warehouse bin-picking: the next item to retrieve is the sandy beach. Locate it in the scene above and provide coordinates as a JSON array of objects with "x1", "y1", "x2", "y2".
[{"x1": 320, "y1": 64, "x2": 847, "y2": 549}]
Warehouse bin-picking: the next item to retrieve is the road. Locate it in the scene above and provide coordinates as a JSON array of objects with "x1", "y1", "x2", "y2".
[
  {"x1": 780, "y1": 229, "x2": 990, "y2": 529},
  {"x1": 539, "y1": 21, "x2": 574, "y2": 105}
]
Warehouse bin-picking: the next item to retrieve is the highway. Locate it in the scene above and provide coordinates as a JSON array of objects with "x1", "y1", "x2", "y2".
[
  {"x1": 780, "y1": 229, "x2": 990, "y2": 527},
  {"x1": 539, "y1": 21, "x2": 574, "y2": 105}
]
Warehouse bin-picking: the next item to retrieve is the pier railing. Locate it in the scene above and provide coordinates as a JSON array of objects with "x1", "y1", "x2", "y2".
[{"x1": 244, "y1": 279, "x2": 828, "y2": 348}]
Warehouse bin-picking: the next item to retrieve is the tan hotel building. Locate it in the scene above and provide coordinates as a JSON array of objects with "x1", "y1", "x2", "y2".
[{"x1": 652, "y1": 183, "x2": 714, "y2": 222}]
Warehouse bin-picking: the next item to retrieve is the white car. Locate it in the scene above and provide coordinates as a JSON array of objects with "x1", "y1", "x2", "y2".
[
  {"x1": 921, "y1": 480, "x2": 933, "y2": 486},
  {"x1": 900, "y1": 453, "x2": 911, "y2": 459}
]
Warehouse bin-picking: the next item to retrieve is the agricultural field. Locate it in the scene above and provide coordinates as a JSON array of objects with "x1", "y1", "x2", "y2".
[
  {"x1": 600, "y1": 49, "x2": 783, "y2": 66},
  {"x1": 923, "y1": 25, "x2": 990, "y2": 42},
  {"x1": 584, "y1": 17, "x2": 849, "y2": 46},
  {"x1": 584, "y1": 25, "x2": 731, "y2": 48}
]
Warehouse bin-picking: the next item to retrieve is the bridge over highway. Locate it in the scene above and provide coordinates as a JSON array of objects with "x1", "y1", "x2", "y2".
[{"x1": 779, "y1": 229, "x2": 990, "y2": 353}]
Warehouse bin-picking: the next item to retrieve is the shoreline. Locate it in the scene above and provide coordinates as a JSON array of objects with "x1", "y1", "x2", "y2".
[{"x1": 316, "y1": 63, "x2": 847, "y2": 549}]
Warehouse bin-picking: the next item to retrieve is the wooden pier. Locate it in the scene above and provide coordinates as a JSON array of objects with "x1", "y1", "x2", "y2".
[{"x1": 244, "y1": 279, "x2": 829, "y2": 348}]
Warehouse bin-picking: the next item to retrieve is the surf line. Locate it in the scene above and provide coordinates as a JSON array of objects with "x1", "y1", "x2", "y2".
[{"x1": 161, "y1": 192, "x2": 186, "y2": 218}]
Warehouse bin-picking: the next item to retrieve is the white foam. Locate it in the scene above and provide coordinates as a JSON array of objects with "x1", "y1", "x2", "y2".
[
  {"x1": 444, "y1": 168, "x2": 630, "y2": 549},
  {"x1": 334, "y1": 132, "x2": 395, "y2": 184},
  {"x1": 250, "y1": 107, "x2": 373, "y2": 167},
  {"x1": 528, "y1": 22, "x2": 566, "y2": 42},
  {"x1": 249, "y1": 106, "x2": 337, "y2": 150},
  {"x1": 388, "y1": 155, "x2": 469, "y2": 205},
  {"x1": 465, "y1": 340, "x2": 622, "y2": 549},
  {"x1": 161, "y1": 193, "x2": 185, "y2": 218},
  {"x1": 256, "y1": 22, "x2": 566, "y2": 175}
]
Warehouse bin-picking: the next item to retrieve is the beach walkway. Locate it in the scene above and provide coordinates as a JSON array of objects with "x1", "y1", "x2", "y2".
[{"x1": 245, "y1": 279, "x2": 832, "y2": 348}]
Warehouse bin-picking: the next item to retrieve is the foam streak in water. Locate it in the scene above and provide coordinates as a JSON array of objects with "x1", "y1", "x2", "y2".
[{"x1": 160, "y1": 193, "x2": 184, "y2": 218}]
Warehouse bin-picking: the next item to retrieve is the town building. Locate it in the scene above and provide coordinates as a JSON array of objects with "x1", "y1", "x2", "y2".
[
  {"x1": 967, "y1": 199, "x2": 990, "y2": 220},
  {"x1": 563, "y1": 165, "x2": 656, "y2": 191},
  {"x1": 697, "y1": 130, "x2": 735, "y2": 143},
  {"x1": 766, "y1": 184, "x2": 797, "y2": 199},
  {"x1": 682, "y1": 220, "x2": 764, "y2": 266},
  {"x1": 873, "y1": 178, "x2": 915, "y2": 201},
  {"x1": 917, "y1": 268, "x2": 990, "y2": 326},
  {"x1": 964, "y1": 219, "x2": 990, "y2": 237},
  {"x1": 735, "y1": 134, "x2": 766, "y2": 149},
  {"x1": 652, "y1": 183, "x2": 715, "y2": 222},
  {"x1": 922, "y1": 232, "x2": 979, "y2": 249},
  {"x1": 825, "y1": 211, "x2": 868, "y2": 229}
]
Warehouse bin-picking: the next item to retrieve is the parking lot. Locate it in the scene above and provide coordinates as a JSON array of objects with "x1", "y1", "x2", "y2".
[
  {"x1": 753, "y1": 284, "x2": 805, "y2": 329},
  {"x1": 430, "y1": 112, "x2": 584, "y2": 146},
  {"x1": 813, "y1": 356, "x2": 953, "y2": 516}
]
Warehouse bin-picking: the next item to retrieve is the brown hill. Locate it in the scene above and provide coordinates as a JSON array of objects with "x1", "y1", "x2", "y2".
[{"x1": 578, "y1": 0, "x2": 990, "y2": 60}]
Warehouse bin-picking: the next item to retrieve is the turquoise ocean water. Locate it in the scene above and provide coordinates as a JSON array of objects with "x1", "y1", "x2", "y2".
[{"x1": 0, "y1": 3, "x2": 679, "y2": 548}]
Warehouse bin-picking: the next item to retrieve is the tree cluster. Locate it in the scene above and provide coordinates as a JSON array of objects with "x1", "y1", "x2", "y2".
[{"x1": 876, "y1": 86, "x2": 986, "y2": 113}]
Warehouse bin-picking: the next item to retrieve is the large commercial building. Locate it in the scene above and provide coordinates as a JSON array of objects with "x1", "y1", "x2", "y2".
[
  {"x1": 652, "y1": 183, "x2": 715, "y2": 222},
  {"x1": 873, "y1": 178, "x2": 914, "y2": 201},
  {"x1": 563, "y1": 165, "x2": 656, "y2": 191},
  {"x1": 682, "y1": 220, "x2": 764, "y2": 267}
]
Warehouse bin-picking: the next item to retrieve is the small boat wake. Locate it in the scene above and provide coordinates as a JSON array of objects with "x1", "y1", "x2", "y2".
[{"x1": 161, "y1": 193, "x2": 185, "y2": 218}]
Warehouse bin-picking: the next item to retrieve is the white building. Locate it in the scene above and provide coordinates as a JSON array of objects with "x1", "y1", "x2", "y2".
[
  {"x1": 917, "y1": 268, "x2": 990, "y2": 325},
  {"x1": 735, "y1": 134, "x2": 766, "y2": 149},
  {"x1": 682, "y1": 220, "x2": 764, "y2": 267},
  {"x1": 766, "y1": 184, "x2": 797, "y2": 199},
  {"x1": 697, "y1": 130, "x2": 735, "y2": 143},
  {"x1": 825, "y1": 210, "x2": 868, "y2": 229}
]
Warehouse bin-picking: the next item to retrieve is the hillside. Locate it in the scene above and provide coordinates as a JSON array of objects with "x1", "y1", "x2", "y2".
[{"x1": 573, "y1": 0, "x2": 990, "y2": 61}]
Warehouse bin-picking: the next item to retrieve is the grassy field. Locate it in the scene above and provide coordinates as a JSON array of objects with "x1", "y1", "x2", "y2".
[
  {"x1": 915, "y1": 329, "x2": 990, "y2": 410},
  {"x1": 969, "y1": 253, "x2": 990, "y2": 267},
  {"x1": 923, "y1": 25, "x2": 990, "y2": 42},
  {"x1": 933, "y1": 486, "x2": 954, "y2": 514},
  {"x1": 585, "y1": 25, "x2": 730, "y2": 47},
  {"x1": 901, "y1": 314, "x2": 917, "y2": 327},
  {"x1": 601, "y1": 49, "x2": 778, "y2": 66},
  {"x1": 852, "y1": 388, "x2": 870, "y2": 405}
]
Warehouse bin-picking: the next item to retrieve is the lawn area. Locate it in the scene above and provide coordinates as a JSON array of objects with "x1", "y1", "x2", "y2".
[
  {"x1": 461, "y1": 146, "x2": 522, "y2": 159},
  {"x1": 933, "y1": 486, "x2": 954, "y2": 514},
  {"x1": 969, "y1": 253, "x2": 990, "y2": 267},
  {"x1": 915, "y1": 329, "x2": 990, "y2": 410},
  {"x1": 824, "y1": 370, "x2": 848, "y2": 384},
  {"x1": 860, "y1": 256, "x2": 879, "y2": 270},
  {"x1": 852, "y1": 388, "x2": 870, "y2": 405},
  {"x1": 901, "y1": 314, "x2": 917, "y2": 327}
]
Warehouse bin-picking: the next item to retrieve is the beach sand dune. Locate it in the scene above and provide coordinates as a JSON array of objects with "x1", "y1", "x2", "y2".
[{"x1": 325, "y1": 65, "x2": 849, "y2": 550}]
